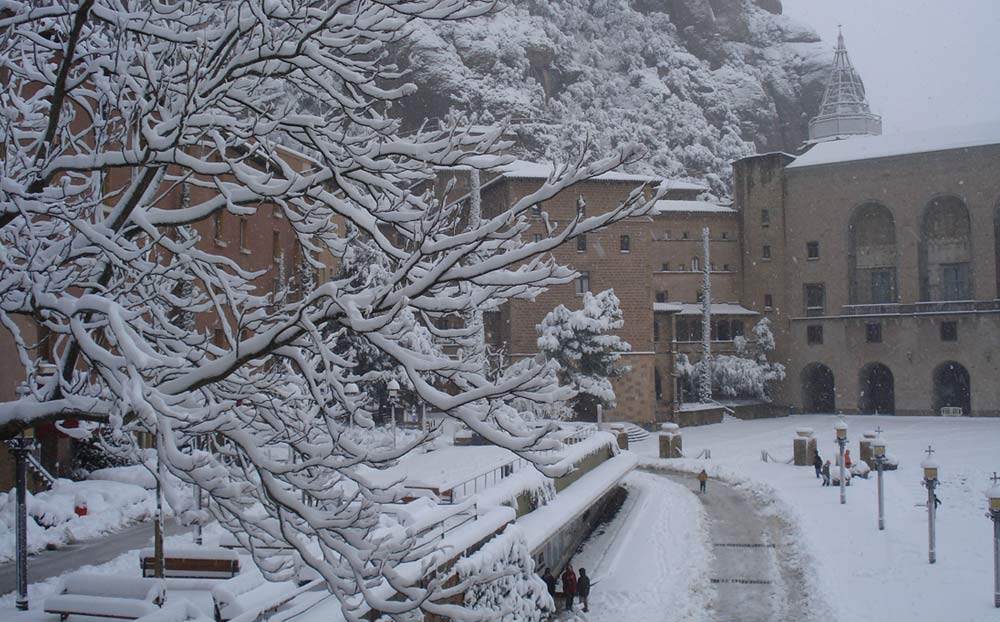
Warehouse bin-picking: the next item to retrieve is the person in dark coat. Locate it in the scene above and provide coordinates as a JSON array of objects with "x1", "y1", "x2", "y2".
[
  {"x1": 821, "y1": 460, "x2": 831, "y2": 486},
  {"x1": 577, "y1": 568, "x2": 591, "y2": 612},
  {"x1": 561, "y1": 564, "x2": 577, "y2": 611},
  {"x1": 698, "y1": 469, "x2": 708, "y2": 494},
  {"x1": 813, "y1": 450, "x2": 823, "y2": 479},
  {"x1": 542, "y1": 568, "x2": 556, "y2": 602}
]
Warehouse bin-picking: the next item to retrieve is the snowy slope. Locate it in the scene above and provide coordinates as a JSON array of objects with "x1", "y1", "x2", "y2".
[{"x1": 395, "y1": 0, "x2": 831, "y2": 193}]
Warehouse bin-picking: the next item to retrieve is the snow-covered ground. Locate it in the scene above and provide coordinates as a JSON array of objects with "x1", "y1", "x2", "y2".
[
  {"x1": 634, "y1": 414, "x2": 1000, "y2": 622},
  {"x1": 569, "y1": 471, "x2": 713, "y2": 622},
  {"x1": 0, "y1": 479, "x2": 154, "y2": 563}
]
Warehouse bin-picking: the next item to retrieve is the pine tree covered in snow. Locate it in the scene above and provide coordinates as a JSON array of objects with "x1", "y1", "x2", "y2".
[
  {"x1": 0, "y1": 1, "x2": 664, "y2": 618},
  {"x1": 537, "y1": 289, "x2": 631, "y2": 417}
]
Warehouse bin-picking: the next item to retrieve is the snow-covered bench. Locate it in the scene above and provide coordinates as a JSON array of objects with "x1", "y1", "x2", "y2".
[
  {"x1": 44, "y1": 573, "x2": 165, "y2": 621},
  {"x1": 211, "y1": 569, "x2": 298, "y2": 622},
  {"x1": 135, "y1": 601, "x2": 202, "y2": 622},
  {"x1": 140, "y1": 547, "x2": 240, "y2": 579}
]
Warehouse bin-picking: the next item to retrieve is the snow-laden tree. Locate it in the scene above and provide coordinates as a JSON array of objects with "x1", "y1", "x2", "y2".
[
  {"x1": 678, "y1": 318, "x2": 785, "y2": 402},
  {"x1": 536, "y1": 289, "x2": 631, "y2": 419},
  {"x1": 0, "y1": 1, "x2": 663, "y2": 619}
]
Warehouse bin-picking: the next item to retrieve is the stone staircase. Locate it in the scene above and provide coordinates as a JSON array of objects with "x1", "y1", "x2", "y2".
[{"x1": 622, "y1": 423, "x2": 650, "y2": 443}]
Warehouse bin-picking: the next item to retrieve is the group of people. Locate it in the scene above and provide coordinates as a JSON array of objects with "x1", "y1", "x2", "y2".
[
  {"x1": 541, "y1": 563, "x2": 591, "y2": 614},
  {"x1": 813, "y1": 448, "x2": 852, "y2": 486}
]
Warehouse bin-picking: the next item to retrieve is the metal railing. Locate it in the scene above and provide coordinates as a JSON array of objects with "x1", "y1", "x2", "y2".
[
  {"x1": 840, "y1": 299, "x2": 1000, "y2": 317},
  {"x1": 760, "y1": 450, "x2": 794, "y2": 464},
  {"x1": 26, "y1": 452, "x2": 56, "y2": 489}
]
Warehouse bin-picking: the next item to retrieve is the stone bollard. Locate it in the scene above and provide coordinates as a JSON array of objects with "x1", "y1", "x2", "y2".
[
  {"x1": 659, "y1": 423, "x2": 681, "y2": 458},
  {"x1": 859, "y1": 431, "x2": 877, "y2": 465},
  {"x1": 793, "y1": 428, "x2": 815, "y2": 466},
  {"x1": 610, "y1": 424, "x2": 629, "y2": 451}
]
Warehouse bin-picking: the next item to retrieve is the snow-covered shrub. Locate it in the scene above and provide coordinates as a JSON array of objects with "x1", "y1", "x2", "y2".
[
  {"x1": 679, "y1": 318, "x2": 786, "y2": 401},
  {"x1": 458, "y1": 525, "x2": 553, "y2": 621}
]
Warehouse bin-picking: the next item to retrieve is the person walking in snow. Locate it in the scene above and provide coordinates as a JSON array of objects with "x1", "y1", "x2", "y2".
[
  {"x1": 813, "y1": 449, "x2": 823, "y2": 479},
  {"x1": 698, "y1": 469, "x2": 708, "y2": 494},
  {"x1": 562, "y1": 564, "x2": 577, "y2": 611},
  {"x1": 821, "y1": 460, "x2": 831, "y2": 486},
  {"x1": 844, "y1": 449, "x2": 853, "y2": 469},
  {"x1": 577, "y1": 568, "x2": 591, "y2": 612}
]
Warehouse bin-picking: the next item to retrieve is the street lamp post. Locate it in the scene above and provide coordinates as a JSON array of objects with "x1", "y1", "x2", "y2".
[
  {"x1": 873, "y1": 437, "x2": 887, "y2": 530},
  {"x1": 986, "y1": 473, "x2": 1000, "y2": 608},
  {"x1": 835, "y1": 419, "x2": 848, "y2": 505},
  {"x1": 6, "y1": 432, "x2": 36, "y2": 611},
  {"x1": 922, "y1": 445, "x2": 939, "y2": 564},
  {"x1": 386, "y1": 379, "x2": 400, "y2": 449}
]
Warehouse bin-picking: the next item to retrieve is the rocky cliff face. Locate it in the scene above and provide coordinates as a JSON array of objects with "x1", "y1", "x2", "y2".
[{"x1": 396, "y1": 0, "x2": 830, "y2": 194}]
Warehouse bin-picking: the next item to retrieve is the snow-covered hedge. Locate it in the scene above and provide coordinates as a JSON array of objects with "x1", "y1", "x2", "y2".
[{"x1": 457, "y1": 525, "x2": 553, "y2": 621}]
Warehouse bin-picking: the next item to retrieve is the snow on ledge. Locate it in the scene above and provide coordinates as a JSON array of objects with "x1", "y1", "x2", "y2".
[
  {"x1": 653, "y1": 302, "x2": 758, "y2": 316},
  {"x1": 518, "y1": 452, "x2": 638, "y2": 553},
  {"x1": 651, "y1": 200, "x2": 735, "y2": 214},
  {"x1": 788, "y1": 120, "x2": 1000, "y2": 169}
]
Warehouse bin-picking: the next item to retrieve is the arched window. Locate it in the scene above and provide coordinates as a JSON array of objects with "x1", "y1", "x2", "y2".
[
  {"x1": 848, "y1": 202, "x2": 897, "y2": 304},
  {"x1": 920, "y1": 195, "x2": 973, "y2": 301}
]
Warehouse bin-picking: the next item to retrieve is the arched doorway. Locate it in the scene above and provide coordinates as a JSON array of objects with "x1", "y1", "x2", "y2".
[
  {"x1": 932, "y1": 361, "x2": 971, "y2": 416},
  {"x1": 859, "y1": 363, "x2": 894, "y2": 414},
  {"x1": 801, "y1": 363, "x2": 836, "y2": 413}
]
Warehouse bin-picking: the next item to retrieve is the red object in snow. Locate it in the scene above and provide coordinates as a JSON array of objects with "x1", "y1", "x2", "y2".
[{"x1": 74, "y1": 505, "x2": 88, "y2": 517}]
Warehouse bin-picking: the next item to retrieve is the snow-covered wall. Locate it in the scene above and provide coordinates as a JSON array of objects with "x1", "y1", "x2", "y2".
[{"x1": 394, "y1": 0, "x2": 830, "y2": 192}]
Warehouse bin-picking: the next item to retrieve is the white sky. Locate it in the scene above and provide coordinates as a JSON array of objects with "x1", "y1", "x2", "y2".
[{"x1": 780, "y1": 0, "x2": 1000, "y2": 134}]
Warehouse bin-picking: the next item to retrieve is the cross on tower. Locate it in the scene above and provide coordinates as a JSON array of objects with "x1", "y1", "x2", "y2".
[
  {"x1": 925, "y1": 445, "x2": 936, "y2": 460},
  {"x1": 991, "y1": 472, "x2": 1000, "y2": 486},
  {"x1": 874, "y1": 426, "x2": 883, "y2": 436}
]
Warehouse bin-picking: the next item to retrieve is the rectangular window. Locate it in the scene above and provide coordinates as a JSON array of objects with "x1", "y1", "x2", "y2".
[
  {"x1": 272, "y1": 231, "x2": 281, "y2": 262},
  {"x1": 723, "y1": 263, "x2": 731, "y2": 272},
  {"x1": 533, "y1": 233, "x2": 542, "y2": 243},
  {"x1": 239, "y1": 219, "x2": 250, "y2": 253},
  {"x1": 214, "y1": 210, "x2": 225, "y2": 244},
  {"x1": 722, "y1": 232, "x2": 729, "y2": 240},
  {"x1": 716, "y1": 319, "x2": 732, "y2": 341},
  {"x1": 762, "y1": 245, "x2": 772, "y2": 259},
  {"x1": 940, "y1": 321, "x2": 958, "y2": 342},
  {"x1": 807, "y1": 325, "x2": 824, "y2": 345},
  {"x1": 577, "y1": 234, "x2": 587, "y2": 252},
  {"x1": 655, "y1": 291, "x2": 668, "y2": 303},
  {"x1": 620, "y1": 235, "x2": 631, "y2": 252},
  {"x1": 807, "y1": 241, "x2": 819, "y2": 259},
  {"x1": 941, "y1": 263, "x2": 970, "y2": 301},
  {"x1": 575, "y1": 271, "x2": 590, "y2": 296},
  {"x1": 661, "y1": 262, "x2": 670, "y2": 272},
  {"x1": 866, "y1": 322, "x2": 882, "y2": 344},
  {"x1": 682, "y1": 231, "x2": 689, "y2": 239},
  {"x1": 761, "y1": 209, "x2": 770, "y2": 227},
  {"x1": 804, "y1": 284, "x2": 825, "y2": 316},
  {"x1": 871, "y1": 269, "x2": 896, "y2": 304},
  {"x1": 764, "y1": 294, "x2": 774, "y2": 309}
]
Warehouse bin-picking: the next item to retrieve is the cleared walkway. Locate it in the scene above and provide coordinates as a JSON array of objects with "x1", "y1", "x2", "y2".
[
  {"x1": 0, "y1": 519, "x2": 190, "y2": 594},
  {"x1": 657, "y1": 471, "x2": 815, "y2": 622}
]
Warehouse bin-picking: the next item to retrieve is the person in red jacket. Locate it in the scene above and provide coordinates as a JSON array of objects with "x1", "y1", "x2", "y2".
[
  {"x1": 561, "y1": 564, "x2": 577, "y2": 611},
  {"x1": 844, "y1": 449, "x2": 853, "y2": 469}
]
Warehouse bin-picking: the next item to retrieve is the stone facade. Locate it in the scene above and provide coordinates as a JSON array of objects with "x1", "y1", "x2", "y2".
[{"x1": 737, "y1": 141, "x2": 1000, "y2": 418}]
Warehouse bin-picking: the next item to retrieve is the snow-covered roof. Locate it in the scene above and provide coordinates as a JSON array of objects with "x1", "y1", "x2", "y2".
[
  {"x1": 653, "y1": 302, "x2": 758, "y2": 316},
  {"x1": 496, "y1": 159, "x2": 707, "y2": 190},
  {"x1": 788, "y1": 120, "x2": 1000, "y2": 169},
  {"x1": 651, "y1": 200, "x2": 736, "y2": 214}
]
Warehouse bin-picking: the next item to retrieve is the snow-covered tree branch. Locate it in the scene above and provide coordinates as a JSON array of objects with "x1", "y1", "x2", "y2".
[{"x1": 0, "y1": 1, "x2": 664, "y2": 618}]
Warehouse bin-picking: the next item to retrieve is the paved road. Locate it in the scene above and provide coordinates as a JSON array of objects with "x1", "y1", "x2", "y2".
[
  {"x1": 0, "y1": 519, "x2": 190, "y2": 594},
  {"x1": 653, "y1": 471, "x2": 815, "y2": 622}
]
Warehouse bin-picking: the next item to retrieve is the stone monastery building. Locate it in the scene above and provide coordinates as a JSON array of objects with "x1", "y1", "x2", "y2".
[{"x1": 486, "y1": 31, "x2": 1000, "y2": 425}]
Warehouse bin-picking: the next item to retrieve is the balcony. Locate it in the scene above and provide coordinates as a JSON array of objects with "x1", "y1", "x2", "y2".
[{"x1": 840, "y1": 300, "x2": 1000, "y2": 317}]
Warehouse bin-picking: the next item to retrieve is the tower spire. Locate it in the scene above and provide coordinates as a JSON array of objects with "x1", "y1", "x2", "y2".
[{"x1": 807, "y1": 28, "x2": 882, "y2": 143}]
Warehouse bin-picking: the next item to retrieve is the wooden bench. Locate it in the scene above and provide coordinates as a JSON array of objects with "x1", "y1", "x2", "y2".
[
  {"x1": 211, "y1": 569, "x2": 299, "y2": 622},
  {"x1": 140, "y1": 547, "x2": 240, "y2": 579},
  {"x1": 44, "y1": 573, "x2": 165, "y2": 621}
]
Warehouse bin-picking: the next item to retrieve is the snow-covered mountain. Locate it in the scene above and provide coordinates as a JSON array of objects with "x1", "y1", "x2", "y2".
[{"x1": 396, "y1": 0, "x2": 830, "y2": 193}]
